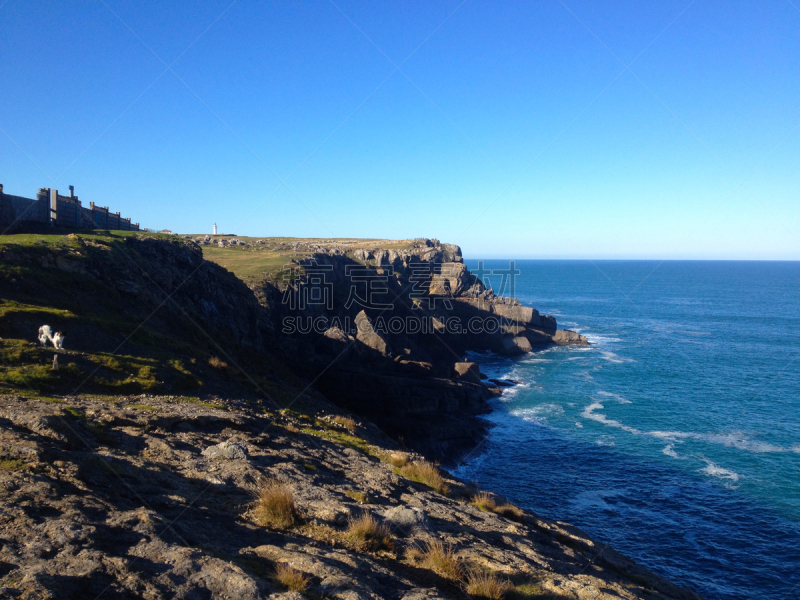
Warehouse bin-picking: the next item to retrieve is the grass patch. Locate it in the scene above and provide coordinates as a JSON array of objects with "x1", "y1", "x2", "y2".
[
  {"x1": 465, "y1": 570, "x2": 514, "y2": 599},
  {"x1": 0, "y1": 459, "x2": 26, "y2": 472},
  {"x1": 274, "y1": 562, "x2": 310, "y2": 593},
  {"x1": 332, "y1": 415, "x2": 357, "y2": 434},
  {"x1": 386, "y1": 452, "x2": 409, "y2": 468},
  {"x1": 508, "y1": 583, "x2": 565, "y2": 599},
  {"x1": 399, "y1": 461, "x2": 449, "y2": 495},
  {"x1": 254, "y1": 479, "x2": 298, "y2": 529},
  {"x1": 128, "y1": 404, "x2": 158, "y2": 411},
  {"x1": 176, "y1": 396, "x2": 227, "y2": 410},
  {"x1": 412, "y1": 539, "x2": 463, "y2": 581},
  {"x1": 301, "y1": 427, "x2": 371, "y2": 454},
  {"x1": 344, "y1": 513, "x2": 394, "y2": 553},
  {"x1": 472, "y1": 491, "x2": 497, "y2": 512},
  {"x1": 471, "y1": 492, "x2": 525, "y2": 522},
  {"x1": 345, "y1": 490, "x2": 368, "y2": 504}
]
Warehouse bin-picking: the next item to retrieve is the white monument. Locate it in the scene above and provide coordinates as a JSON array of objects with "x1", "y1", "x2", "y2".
[{"x1": 213, "y1": 223, "x2": 217, "y2": 235}]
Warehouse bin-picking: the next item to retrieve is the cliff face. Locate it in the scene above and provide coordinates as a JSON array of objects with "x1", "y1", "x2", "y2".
[
  {"x1": 0, "y1": 233, "x2": 584, "y2": 462},
  {"x1": 242, "y1": 238, "x2": 586, "y2": 461}
]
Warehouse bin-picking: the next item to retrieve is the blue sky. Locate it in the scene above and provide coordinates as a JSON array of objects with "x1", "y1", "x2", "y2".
[{"x1": 1, "y1": 0, "x2": 798, "y2": 258}]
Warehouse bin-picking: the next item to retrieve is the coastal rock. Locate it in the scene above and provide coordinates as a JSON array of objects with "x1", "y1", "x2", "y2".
[
  {"x1": 354, "y1": 311, "x2": 392, "y2": 357},
  {"x1": 553, "y1": 329, "x2": 589, "y2": 345},
  {"x1": 500, "y1": 335, "x2": 532, "y2": 355},
  {"x1": 429, "y1": 262, "x2": 469, "y2": 296},
  {"x1": 453, "y1": 361, "x2": 482, "y2": 384},
  {"x1": 323, "y1": 326, "x2": 350, "y2": 344}
]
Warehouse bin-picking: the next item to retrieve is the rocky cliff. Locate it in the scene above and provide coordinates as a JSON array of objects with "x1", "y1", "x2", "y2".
[
  {"x1": 0, "y1": 231, "x2": 702, "y2": 600},
  {"x1": 236, "y1": 237, "x2": 586, "y2": 460}
]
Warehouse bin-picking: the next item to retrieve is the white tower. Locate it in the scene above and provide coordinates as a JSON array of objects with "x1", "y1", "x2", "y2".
[{"x1": 213, "y1": 223, "x2": 217, "y2": 235}]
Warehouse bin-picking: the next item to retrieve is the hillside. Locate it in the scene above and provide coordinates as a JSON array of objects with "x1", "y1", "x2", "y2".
[{"x1": 0, "y1": 231, "x2": 701, "y2": 600}]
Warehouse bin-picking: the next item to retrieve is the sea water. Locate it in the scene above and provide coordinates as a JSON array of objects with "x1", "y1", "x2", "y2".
[{"x1": 455, "y1": 260, "x2": 800, "y2": 600}]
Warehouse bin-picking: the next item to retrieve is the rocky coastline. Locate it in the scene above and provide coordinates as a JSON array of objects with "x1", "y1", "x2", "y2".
[{"x1": 0, "y1": 231, "x2": 701, "y2": 599}]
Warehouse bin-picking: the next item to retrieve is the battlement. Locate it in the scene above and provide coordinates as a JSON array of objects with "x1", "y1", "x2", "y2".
[{"x1": 0, "y1": 184, "x2": 141, "y2": 232}]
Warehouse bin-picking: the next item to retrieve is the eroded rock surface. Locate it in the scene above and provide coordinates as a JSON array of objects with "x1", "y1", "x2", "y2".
[{"x1": 0, "y1": 394, "x2": 701, "y2": 600}]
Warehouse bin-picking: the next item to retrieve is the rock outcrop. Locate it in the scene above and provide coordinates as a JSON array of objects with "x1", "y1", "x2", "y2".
[{"x1": 0, "y1": 393, "x2": 702, "y2": 600}]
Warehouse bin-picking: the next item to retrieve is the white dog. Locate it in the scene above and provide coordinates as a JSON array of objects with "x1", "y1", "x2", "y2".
[{"x1": 38, "y1": 325, "x2": 64, "y2": 349}]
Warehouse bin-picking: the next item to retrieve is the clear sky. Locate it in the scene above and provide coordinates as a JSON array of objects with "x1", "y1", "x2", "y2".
[{"x1": 1, "y1": 0, "x2": 798, "y2": 258}]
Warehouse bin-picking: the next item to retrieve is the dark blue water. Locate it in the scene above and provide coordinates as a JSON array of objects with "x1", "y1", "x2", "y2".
[{"x1": 455, "y1": 260, "x2": 800, "y2": 600}]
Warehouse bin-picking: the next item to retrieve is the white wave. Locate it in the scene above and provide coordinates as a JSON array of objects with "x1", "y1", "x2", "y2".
[
  {"x1": 662, "y1": 444, "x2": 680, "y2": 459},
  {"x1": 581, "y1": 402, "x2": 640, "y2": 434},
  {"x1": 597, "y1": 390, "x2": 632, "y2": 404},
  {"x1": 699, "y1": 460, "x2": 740, "y2": 483},
  {"x1": 650, "y1": 430, "x2": 786, "y2": 453},
  {"x1": 511, "y1": 403, "x2": 564, "y2": 424},
  {"x1": 575, "y1": 421, "x2": 583, "y2": 428},
  {"x1": 599, "y1": 351, "x2": 636, "y2": 364},
  {"x1": 595, "y1": 435, "x2": 616, "y2": 447},
  {"x1": 582, "y1": 333, "x2": 623, "y2": 344}
]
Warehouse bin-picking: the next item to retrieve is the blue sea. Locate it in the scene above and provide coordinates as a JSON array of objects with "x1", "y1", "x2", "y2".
[{"x1": 455, "y1": 260, "x2": 800, "y2": 600}]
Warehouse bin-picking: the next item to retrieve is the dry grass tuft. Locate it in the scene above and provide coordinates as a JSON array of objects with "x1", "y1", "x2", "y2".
[
  {"x1": 386, "y1": 452, "x2": 409, "y2": 468},
  {"x1": 471, "y1": 491, "x2": 498, "y2": 512},
  {"x1": 344, "y1": 513, "x2": 394, "y2": 553},
  {"x1": 333, "y1": 415, "x2": 357, "y2": 434},
  {"x1": 418, "y1": 539, "x2": 464, "y2": 580},
  {"x1": 284, "y1": 423, "x2": 300, "y2": 434},
  {"x1": 399, "y1": 461, "x2": 449, "y2": 495},
  {"x1": 274, "y1": 562, "x2": 309, "y2": 592},
  {"x1": 254, "y1": 479, "x2": 298, "y2": 529},
  {"x1": 495, "y1": 503, "x2": 525, "y2": 522},
  {"x1": 208, "y1": 356, "x2": 228, "y2": 370},
  {"x1": 404, "y1": 545, "x2": 426, "y2": 563},
  {"x1": 465, "y1": 570, "x2": 514, "y2": 599},
  {"x1": 471, "y1": 492, "x2": 525, "y2": 522}
]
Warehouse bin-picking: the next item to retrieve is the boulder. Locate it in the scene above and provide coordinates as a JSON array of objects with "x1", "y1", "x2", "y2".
[
  {"x1": 383, "y1": 506, "x2": 428, "y2": 534},
  {"x1": 201, "y1": 440, "x2": 248, "y2": 460},
  {"x1": 354, "y1": 311, "x2": 392, "y2": 357},
  {"x1": 500, "y1": 335, "x2": 532, "y2": 355},
  {"x1": 553, "y1": 329, "x2": 589, "y2": 345},
  {"x1": 453, "y1": 362, "x2": 482, "y2": 384}
]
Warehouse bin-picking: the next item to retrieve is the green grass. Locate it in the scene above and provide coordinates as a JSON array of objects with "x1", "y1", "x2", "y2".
[
  {"x1": 128, "y1": 404, "x2": 158, "y2": 411},
  {"x1": 0, "y1": 230, "x2": 174, "y2": 251},
  {"x1": 345, "y1": 490, "x2": 368, "y2": 504},
  {"x1": 201, "y1": 246, "x2": 302, "y2": 282},
  {"x1": 0, "y1": 459, "x2": 26, "y2": 471},
  {"x1": 398, "y1": 461, "x2": 450, "y2": 496},
  {"x1": 199, "y1": 236, "x2": 420, "y2": 282},
  {"x1": 301, "y1": 426, "x2": 371, "y2": 454}
]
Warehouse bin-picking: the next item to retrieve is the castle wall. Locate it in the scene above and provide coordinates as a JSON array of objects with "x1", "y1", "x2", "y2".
[{"x1": 0, "y1": 184, "x2": 140, "y2": 232}]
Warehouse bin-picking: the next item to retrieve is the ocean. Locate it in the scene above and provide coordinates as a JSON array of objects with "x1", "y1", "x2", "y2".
[{"x1": 455, "y1": 260, "x2": 800, "y2": 600}]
